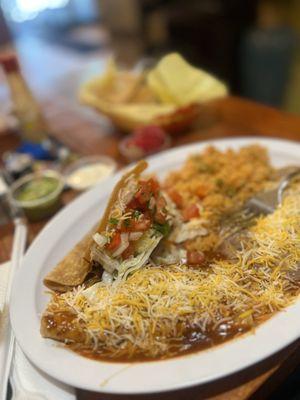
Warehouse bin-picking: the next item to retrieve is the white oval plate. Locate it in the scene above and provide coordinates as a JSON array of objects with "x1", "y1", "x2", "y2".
[{"x1": 10, "y1": 137, "x2": 300, "y2": 394}]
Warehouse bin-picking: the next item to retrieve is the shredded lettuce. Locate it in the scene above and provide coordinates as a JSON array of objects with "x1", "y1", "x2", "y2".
[
  {"x1": 117, "y1": 231, "x2": 162, "y2": 280},
  {"x1": 90, "y1": 229, "x2": 162, "y2": 280},
  {"x1": 90, "y1": 244, "x2": 119, "y2": 273}
]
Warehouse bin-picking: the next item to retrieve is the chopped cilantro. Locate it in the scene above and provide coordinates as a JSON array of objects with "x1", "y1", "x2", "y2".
[
  {"x1": 133, "y1": 210, "x2": 141, "y2": 219},
  {"x1": 153, "y1": 222, "x2": 171, "y2": 237},
  {"x1": 109, "y1": 217, "x2": 119, "y2": 226}
]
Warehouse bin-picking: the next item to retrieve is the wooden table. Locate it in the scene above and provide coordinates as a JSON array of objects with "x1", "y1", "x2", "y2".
[{"x1": 1, "y1": 95, "x2": 300, "y2": 400}]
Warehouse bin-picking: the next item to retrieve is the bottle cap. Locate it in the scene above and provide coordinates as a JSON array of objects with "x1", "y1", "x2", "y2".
[{"x1": 0, "y1": 53, "x2": 19, "y2": 73}]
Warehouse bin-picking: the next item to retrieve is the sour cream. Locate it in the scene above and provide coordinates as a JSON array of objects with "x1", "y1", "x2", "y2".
[{"x1": 66, "y1": 159, "x2": 116, "y2": 190}]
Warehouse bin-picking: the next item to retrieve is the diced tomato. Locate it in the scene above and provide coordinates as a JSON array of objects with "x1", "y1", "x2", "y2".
[
  {"x1": 187, "y1": 250, "x2": 205, "y2": 266},
  {"x1": 142, "y1": 210, "x2": 151, "y2": 220},
  {"x1": 121, "y1": 217, "x2": 151, "y2": 232},
  {"x1": 135, "y1": 180, "x2": 153, "y2": 205},
  {"x1": 106, "y1": 232, "x2": 121, "y2": 251},
  {"x1": 121, "y1": 242, "x2": 135, "y2": 260},
  {"x1": 154, "y1": 195, "x2": 167, "y2": 223},
  {"x1": 168, "y1": 189, "x2": 183, "y2": 208},
  {"x1": 148, "y1": 177, "x2": 160, "y2": 195},
  {"x1": 135, "y1": 178, "x2": 161, "y2": 205},
  {"x1": 127, "y1": 197, "x2": 140, "y2": 210},
  {"x1": 182, "y1": 204, "x2": 200, "y2": 221}
]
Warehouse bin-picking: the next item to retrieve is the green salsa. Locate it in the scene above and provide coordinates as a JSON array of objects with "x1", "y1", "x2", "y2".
[{"x1": 16, "y1": 177, "x2": 59, "y2": 202}]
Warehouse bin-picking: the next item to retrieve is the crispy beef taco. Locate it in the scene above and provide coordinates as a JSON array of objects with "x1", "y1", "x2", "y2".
[
  {"x1": 87, "y1": 160, "x2": 173, "y2": 283},
  {"x1": 43, "y1": 160, "x2": 172, "y2": 291}
]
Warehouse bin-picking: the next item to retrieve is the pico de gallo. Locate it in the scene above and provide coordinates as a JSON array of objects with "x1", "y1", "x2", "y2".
[{"x1": 96, "y1": 177, "x2": 171, "y2": 262}]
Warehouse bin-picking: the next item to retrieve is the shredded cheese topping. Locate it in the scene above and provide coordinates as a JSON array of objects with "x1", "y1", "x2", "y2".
[{"x1": 46, "y1": 194, "x2": 300, "y2": 359}]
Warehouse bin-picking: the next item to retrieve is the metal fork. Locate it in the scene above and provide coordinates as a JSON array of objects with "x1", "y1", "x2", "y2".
[
  {"x1": 222, "y1": 167, "x2": 300, "y2": 231},
  {"x1": 219, "y1": 167, "x2": 300, "y2": 281}
]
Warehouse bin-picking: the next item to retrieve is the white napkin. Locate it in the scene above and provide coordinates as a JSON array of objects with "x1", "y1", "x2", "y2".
[
  {"x1": 0, "y1": 261, "x2": 12, "y2": 398},
  {"x1": 0, "y1": 262, "x2": 76, "y2": 400}
]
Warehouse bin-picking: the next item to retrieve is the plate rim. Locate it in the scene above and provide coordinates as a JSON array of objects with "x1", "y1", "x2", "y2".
[{"x1": 10, "y1": 136, "x2": 300, "y2": 394}]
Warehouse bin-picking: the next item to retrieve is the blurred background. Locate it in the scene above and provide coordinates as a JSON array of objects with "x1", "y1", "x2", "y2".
[{"x1": 0, "y1": 0, "x2": 300, "y2": 113}]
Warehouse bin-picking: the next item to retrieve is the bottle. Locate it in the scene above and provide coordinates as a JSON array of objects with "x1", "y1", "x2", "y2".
[
  {"x1": 0, "y1": 53, "x2": 49, "y2": 143},
  {"x1": 0, "y1": 53, "x2": 70, "y2": 161}
]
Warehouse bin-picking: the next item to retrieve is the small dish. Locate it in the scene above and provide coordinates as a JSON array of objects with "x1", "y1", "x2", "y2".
[
  {"x1": 64, "y1": 155, "x2": 117, "y2": 191},
  {"x1": 119, "y1": 125, "x2": 171, "y2": 161},
  {"x1": 10, "y1": 170, "x2": 64, "y2": 221}
]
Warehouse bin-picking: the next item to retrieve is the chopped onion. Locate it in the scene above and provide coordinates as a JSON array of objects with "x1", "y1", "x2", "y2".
[
  {"x1": 93, "y1": 233, "x2": 107, "y2": 248},
  {"x1": 129, "y1": 232, "x2": 143, "y2": 241},
  {"x1": 148, "y1": 197, "x2": 156, "y2": 210},
  {"x1": 102, "y1": 271, "x2": 113, "y2": 284},
  {"x1": 112, "y1": 233, "x2": 129, "y2": 257}
]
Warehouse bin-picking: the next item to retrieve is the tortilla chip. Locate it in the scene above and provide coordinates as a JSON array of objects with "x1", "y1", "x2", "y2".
[{"x1": 147, "y1": 53, "x2": 228, "y2": 106}]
